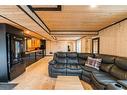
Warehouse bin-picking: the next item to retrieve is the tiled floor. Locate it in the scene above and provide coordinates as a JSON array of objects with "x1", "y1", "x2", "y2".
[{"x1": 10, "y1": 56, "x2": 92, "y2": 90}]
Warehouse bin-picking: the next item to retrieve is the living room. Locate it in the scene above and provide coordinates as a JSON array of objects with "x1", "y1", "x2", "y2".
[{"x1": 0, "y1": 0, "x2": 127, "y2": 95}]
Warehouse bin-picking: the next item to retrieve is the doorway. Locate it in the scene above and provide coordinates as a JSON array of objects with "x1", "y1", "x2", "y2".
[
  {"x1": 92, "y1": 38, "x2": 100, "y2": 54},
  {"x1": 67, "y1": 42, "x2": 74, "y2": 52}
]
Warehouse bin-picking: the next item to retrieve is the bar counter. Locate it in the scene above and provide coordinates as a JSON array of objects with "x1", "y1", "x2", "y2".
[
  {"x1": 25, "y1": 50, "x2": 43, "y2": 54},
  {"x1": 24, "y1": 49, "x2": 45, "y2": 67}
]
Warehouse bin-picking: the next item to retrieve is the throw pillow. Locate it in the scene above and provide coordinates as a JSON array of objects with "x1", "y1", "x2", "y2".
[{"x1": 85, "y1": 57, "x2": 102, "y2": 70}]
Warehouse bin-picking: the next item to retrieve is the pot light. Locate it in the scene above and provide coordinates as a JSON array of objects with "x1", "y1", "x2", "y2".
[{"x1": 26, "y1": 31, "x2": 30, "y2": 34}]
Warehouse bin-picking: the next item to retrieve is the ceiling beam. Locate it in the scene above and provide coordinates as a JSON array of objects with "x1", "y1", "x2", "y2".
[
  {"x1": 51, "y1": 31, "x2": 98, "y2": 35},
  {"x1": 51, "y1": 34, "x2": 98, "y2": 36},
  {"x1": 27, "y1": 5, "x2": 51, "y2": 32},
  {"x1": 17, "y1": 5, "x2": 50, "y2": 35},
  {"x1": 32, "y1": 5, "x2": 62, "y2": 11},
  {"x1": 51, "y1": 30, "x2": 97, "y2": 32}
]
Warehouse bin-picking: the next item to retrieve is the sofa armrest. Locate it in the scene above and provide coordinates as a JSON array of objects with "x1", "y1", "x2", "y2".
[
  {"x1": 117, "y1": 80, "x2": 127, "y2": 89},
  {"x1": 49, "y1": 60, "x2": 56, "y2": 65}
]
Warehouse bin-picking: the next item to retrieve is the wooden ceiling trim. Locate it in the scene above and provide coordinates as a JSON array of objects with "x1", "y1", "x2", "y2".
[
  {"x1": 17, "y1": 5, "x2": 51, "y2": 35},
  {"x1": 51, "y1": 32, "x2": 98, "y2": 34},
  {"x1": 51, "y1": 30, "x2": 97, "y2": 32},
  {"x1": 55, "y1": 35, "x2": 84, "y2": 37},
  {"x1": 27, "y1": 5, "x2": 51, "y2": 32},
  {"x1": 51, "y1": 34, "x2": 98, "y2": 35},
  {"x1": 32, "y1": 5, "x2": 62, "y2": 11},
  {"x1": 76, "y1": 36, "x2": 86, "y2": 41},
  {"x1": 98, "y1": 17, "x2": 127, "y2": 32}
]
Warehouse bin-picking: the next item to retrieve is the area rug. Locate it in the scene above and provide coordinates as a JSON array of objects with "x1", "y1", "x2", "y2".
[{"x1": 0, "y1": 83, "x2": 18, "y2": 90}]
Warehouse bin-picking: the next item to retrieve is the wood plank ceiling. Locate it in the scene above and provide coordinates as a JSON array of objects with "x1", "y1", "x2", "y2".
[
  {"x1": 32, "y1": 5, "x2": 127, "y2": 40},
  {"x1": 0, "y1": 5, "x2": 127, "y2": 40}
]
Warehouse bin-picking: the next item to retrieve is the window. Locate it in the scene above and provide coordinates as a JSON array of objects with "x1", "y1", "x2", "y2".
[{"x1": 76, "y1": 39, "x2": 81, "y2": 52}]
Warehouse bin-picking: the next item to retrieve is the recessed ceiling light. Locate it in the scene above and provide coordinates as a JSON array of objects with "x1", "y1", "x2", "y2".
[
  {"x1": 26, "y1": 31, "x2": 30, "y2": 34},
  {"x1": 90, "y1": 5, "x2": 97, "y2": 8}
]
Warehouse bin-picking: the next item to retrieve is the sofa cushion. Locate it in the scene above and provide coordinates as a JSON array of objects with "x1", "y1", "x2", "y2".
[
  {"x1": 78, "y1": 53, "x2": 94, "y2": 65},
  {"x1": 92, "y1": 71, "x2": 109, "y2": 75},
  {"x1": 51, "y1": 64, "x2": 66, "y2": 74},
  {"x1": 81, "y1": 65, "x2": 99, "y2": 73},
  {"x1": 66, "y1": 64, "x2": 81, "y2": 70},
  {"x1": 93, "y1": 74, "x2": 116, "y2": 81},
  {"x1": 67, "y1": 52, "x2": 78, "y2": 64},
  {"x1": 82, "y1": 70, "x2": 92, "y2": 78},
  {"x1": 92, "y1": 73, "x2": 116, "y2": 85},
  {"x1": 82, "y1": 75, "x2": 91, "y2": 83},
  {"x1": 100, "y1": 64, "x2": 113, "y2": 73},
  {"x1": 78, "y1": 59, "x2": 86, "y2": 65},
  {"x1": 95, "y1": 54, "x2": 115, "y2": 64},
  {"x1": 93, "y1": 77, "x2": 116, "y2": 86},
  {"x1": 115, "y1": 57, "x2": 127, "y2": 70},
  {"x1": 110, "y1": 65, "x2": 127, "y2": 80},
  {"x1": 55, "y1": 57, "x2": 66, "y2": 64},
  {"x1": 85, "y1": 57, "x2": 102, "y2": 70},
  {"x1": 52, "y1": 67, "x2": 66, "y2": 73},
  {"x1": 67, "y1": 58, "x2": 78, "y2": 64},
  {"x1": 52, "y1": 64, "x2": 66, "y2": 69},
  {"x1": 67, "y1": 52, "x2": 77, "y2": 58},
  {"x1": 56, "y1": 52, "x2": 66, "y2": 58},
  {"x1": 55, "y1": 52, "x2": 67, "y2": 64},
  {"x1": 67, "y1": 69, "x2": 82, "y2": 74},
  {"x1": 78, "y1": 53, "x2": 94, "y2": 60}
]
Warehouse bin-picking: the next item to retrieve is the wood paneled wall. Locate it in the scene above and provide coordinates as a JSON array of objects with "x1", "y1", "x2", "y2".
[
  {"x1": 79, "y1": 37, "x2": 92, "y2": 53},
  {"x1": 99, "y1": 19, "x2": 127, "y2": 57},
  {"x1": 46, "y1": 40, "x2": 76, "y2": 55}
]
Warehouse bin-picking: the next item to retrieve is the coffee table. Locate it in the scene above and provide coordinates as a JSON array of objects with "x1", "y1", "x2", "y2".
[{"x1": 54, "y1": 76, "x2": 84, "y2": 90}]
